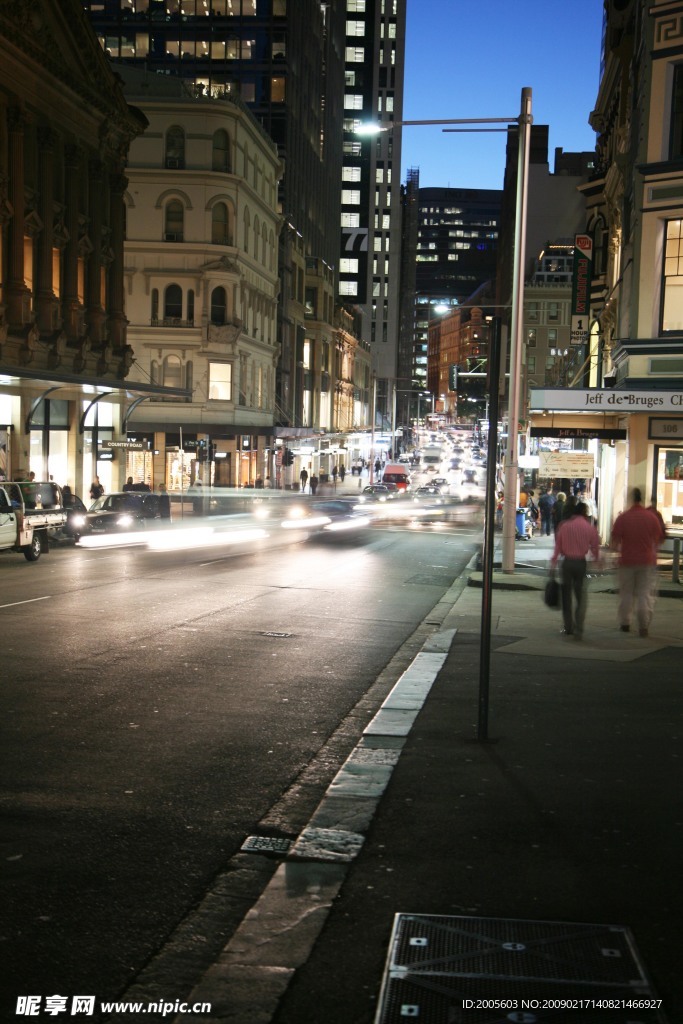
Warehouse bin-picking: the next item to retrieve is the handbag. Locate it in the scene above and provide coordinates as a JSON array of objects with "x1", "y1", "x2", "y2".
[{"x1": 544, "y1": 576, "x2": 560, "y2": 608}]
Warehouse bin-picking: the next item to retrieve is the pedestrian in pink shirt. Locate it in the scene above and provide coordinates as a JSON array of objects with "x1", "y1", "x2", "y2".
[
  {"x1": 550, "y1": 502, "x2": 602, "y2": 640},
  {"x1": 610, "y1": 487, "x2": 666, "y2": 637}
]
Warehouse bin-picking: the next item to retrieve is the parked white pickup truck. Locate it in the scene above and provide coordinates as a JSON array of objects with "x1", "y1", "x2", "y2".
[{"x1": 0, "y1": 481, "x2": 67, "y2": 561}]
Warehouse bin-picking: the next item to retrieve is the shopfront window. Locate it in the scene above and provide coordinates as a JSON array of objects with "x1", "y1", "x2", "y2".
[{"x1": 655, "y1": 446, "x2": 683, "y2": 527}]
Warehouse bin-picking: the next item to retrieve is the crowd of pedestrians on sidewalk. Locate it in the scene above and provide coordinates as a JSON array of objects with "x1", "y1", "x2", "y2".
[{"x1": 548, "y1": 484, "x2": 667, "y2": 641}]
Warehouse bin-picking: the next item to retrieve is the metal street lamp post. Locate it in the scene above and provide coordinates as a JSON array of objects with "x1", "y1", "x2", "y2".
[
  {"x1": 357, "y1": 89, "x2": 532, "y2": 573},
  {"x1": 358, "y1": 90, "x2": 533, "y2": 741}
]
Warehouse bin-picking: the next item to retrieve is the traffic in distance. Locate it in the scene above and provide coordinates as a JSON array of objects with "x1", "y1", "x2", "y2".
[{"x1": 0, "y1": 428, "x2": 487, "y2": 562}]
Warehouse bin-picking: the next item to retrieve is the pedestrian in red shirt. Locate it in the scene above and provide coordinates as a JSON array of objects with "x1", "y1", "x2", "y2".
[
  {"x1": 610, "y1": 487, "x2": 666, "y2": 637},
  {"x1": 550, "y1": 502, "x2": 602, "y2": 640}
]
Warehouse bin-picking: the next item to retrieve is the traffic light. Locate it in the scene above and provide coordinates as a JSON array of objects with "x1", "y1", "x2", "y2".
[
  {"x1": 448, "y1": 364, "x2": 458, "y2": 391},
  {"x1": 283, "y1": 448, "x2": 294, "y2": 466}
]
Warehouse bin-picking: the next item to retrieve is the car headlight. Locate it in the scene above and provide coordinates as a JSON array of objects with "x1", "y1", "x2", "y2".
[
  {"x1": 117, "y1": 513, "x2": 134, "y2": 528},
  {"x1": 71, "y1": 514, "x2": 86, "y2": 528}
]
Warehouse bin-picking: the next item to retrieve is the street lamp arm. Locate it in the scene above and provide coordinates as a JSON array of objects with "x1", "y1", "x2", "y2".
[{"x1": 355, "y1": 115, "x2": 521, "y2": 135}]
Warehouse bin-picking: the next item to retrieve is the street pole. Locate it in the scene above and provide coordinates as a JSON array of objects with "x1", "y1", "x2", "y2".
[
  {"x1": 478, "y1": 318, "x2": 502, "y2": 742},
  {"x1": 369, "y1": 373, "x2": 377, "y2": 483},
  {"x1": 502, "y1": 87, "x2": 532, "y2": 573}
]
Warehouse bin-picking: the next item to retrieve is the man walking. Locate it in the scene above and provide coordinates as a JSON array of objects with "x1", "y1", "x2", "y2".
[
  {"x1": 610, "y1": 487, "x2": 666, "y2": 637},
  {"x1": 550, "y1": 501, "x2": 602, "y2": 640},
  {"x1": 538, "y1": 486, "x2": 556, "y2": 536}
]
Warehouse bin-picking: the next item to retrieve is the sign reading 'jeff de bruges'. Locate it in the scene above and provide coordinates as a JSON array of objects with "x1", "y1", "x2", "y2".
[{"x1": 529, "y1": 388, "x2": 683, "y2": 413}]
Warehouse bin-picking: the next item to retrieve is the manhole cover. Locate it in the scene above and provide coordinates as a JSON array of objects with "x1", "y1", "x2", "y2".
[
  {"x1": 375, "y1": 915, "x2": 667, "y2": 1024},
  {"x1": 261, "y1": 631, "x2": 292, "y2": 638},
  {"x1": 241, "y1": 835, "x2": 292, "y2": 855}
]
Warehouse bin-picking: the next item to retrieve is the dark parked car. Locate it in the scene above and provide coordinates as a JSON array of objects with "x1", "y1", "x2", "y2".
[{"x1": 79, "y1": 491, "x2": 164, "y2": 536}]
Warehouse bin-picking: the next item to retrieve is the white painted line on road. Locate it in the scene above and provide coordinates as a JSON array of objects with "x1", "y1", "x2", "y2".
[{"x1": 0, "y1": 595, "x2": 51, "y2": 610}]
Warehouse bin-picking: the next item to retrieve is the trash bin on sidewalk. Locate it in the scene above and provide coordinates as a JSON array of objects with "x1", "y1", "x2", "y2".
[{"x1": 516, "y1": 507, "x2": 528, "y2": 538}]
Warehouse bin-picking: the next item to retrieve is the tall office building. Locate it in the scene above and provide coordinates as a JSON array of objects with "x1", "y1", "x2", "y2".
[
  {"x1": 411, "y1": 186, "x2": 502, "y2": 395},
  {"x1": 339, "y1": 0, "x2": 407, "y2": 427},
  {"x1": 83, "y1": 0, "x2": 347, "y2": 429}
]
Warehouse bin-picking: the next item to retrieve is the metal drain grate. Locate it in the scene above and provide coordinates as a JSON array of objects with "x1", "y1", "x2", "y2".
[
  {"x1": 375, "y1": 915, "x2": 668, "y2": 1023},
  {"x1": 241, "y1": 835, "x2": 292, "y2": 855}
]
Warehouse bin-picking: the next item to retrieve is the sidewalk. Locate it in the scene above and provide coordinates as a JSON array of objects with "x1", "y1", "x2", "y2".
[
  {"x1": 160, "y1": 527, "x2": 683, "y2": 1024},
  {"x1": 268, "y1": 535, "x2": 683, "y2": 1024}
]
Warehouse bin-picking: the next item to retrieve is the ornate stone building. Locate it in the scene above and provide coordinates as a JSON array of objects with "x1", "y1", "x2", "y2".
[
  {"x1": 0, "y1": 0, "x2": 171, "y2": 490},
  {"x1": 118, "y1": 67, "x2": 282, "y2": 488}
]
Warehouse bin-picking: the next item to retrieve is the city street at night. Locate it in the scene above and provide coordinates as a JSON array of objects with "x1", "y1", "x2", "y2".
[{"x1": 0, "y1": 523, "x2": 478, "y2": 1018}]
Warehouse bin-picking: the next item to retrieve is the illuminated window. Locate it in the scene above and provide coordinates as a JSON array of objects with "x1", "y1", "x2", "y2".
[
  {"x1": 341, "y1": 212, "x2": 360, "y2": 227},
  {"x1": 663, "y1": 219, "x2": 683, "y2": 332},
  {"x1": 340, "y1": 258, "x2": 359, "y2": 273},
  {"x1": 342, "y1": 190, "x2": 361, "y2": 205},
  {"x1": 344, "y1": 94, "x2": 363, "y2": 110},
  {"x1": 342, "y1": 166, "x2": 361, "y2": 181},
  {"x1": 339, "y1": 281, "x2": 358, "y2": 296},
  {"x1": 345, "y1": 46, "x2": 364, "y2": 61},
  {"x1": 209, "y1": 362, "x2": 232, "y2": 401},
  {"x1": 271, "y1": 76, "x2": 285, "y2": 102},
  {"x1": 52, "y1": 249, "x2": 61, "y2": 298},
  {"x1": 346, "y1": 20, "x2": 365, "y2": 36},
  {"x1": 23, "y1": 237, "x2": 34, "y2": 293}
]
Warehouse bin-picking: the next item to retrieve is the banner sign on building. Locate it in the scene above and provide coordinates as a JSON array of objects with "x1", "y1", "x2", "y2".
[
  {"x1": 570, "y1": 234, "x2": 592, "y2": 347},
  {"x1": 530, "y1": 388, "x2": 683, "y2": 413},
  {"x1": 102, "y1": 440, "x2": 145, "y2": 450},
  {"x1": 540, "y1": 451, "x2": 595, "y2": 478},
  {"x1": 530, "y1": 426, "x2": 627, "y2": 440}
]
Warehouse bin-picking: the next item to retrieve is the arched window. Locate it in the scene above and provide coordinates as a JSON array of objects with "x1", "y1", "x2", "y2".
[
  {"x1": 269, "y1": 230, "x2": 275, "y2": 271},
  {"x1": 211, "y1": 286, "x2": 227, "y2": 324},
  {"x1": 261, "y1": 224, "x2": 268, "y2": 264},
  {"x1": 163, "y1": 355, "x2": 183, "y2": 389},
  {"x1": 164, "y1": 284, "x2": 183, "y2": 321},
  {"x1": 253, "y1": 215, "x2": 260, "y2": 258},
  {"x1": 164, "y1": 201, "x2": 184, "y2": 242},
  {"x1": 165, "y1": 126, "x2": 185, "y2": 169},
  {"x1": 212, "y1": 202, "x2": 230, "y2": 245},
  {"x1": 151, "y1": 288, "x2": 159, "y2": 323},
  {"x1": 212, "y1": 129, "x2": 230, "y2": 172},
  {"x1": 187, "y1": 289, "x2": 195, "y2": 325}
]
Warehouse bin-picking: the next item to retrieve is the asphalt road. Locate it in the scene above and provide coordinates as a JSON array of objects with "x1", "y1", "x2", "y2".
[{"x1": 0, "y1": 521, "x2": 479, "y2": 1018}]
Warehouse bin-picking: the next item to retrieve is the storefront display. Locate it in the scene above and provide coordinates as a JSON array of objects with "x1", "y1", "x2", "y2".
[{"x1": 655, "y1": 447, "x2": 683, "y2": 527}]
